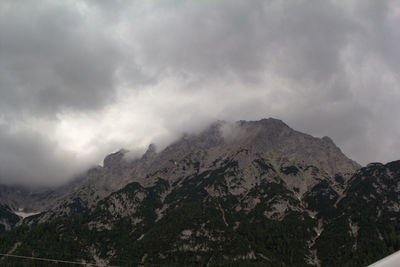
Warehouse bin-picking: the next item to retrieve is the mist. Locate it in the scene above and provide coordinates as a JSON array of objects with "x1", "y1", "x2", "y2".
[{"x1": 0, "y1": 0, "x2": 399, "y2": 186}]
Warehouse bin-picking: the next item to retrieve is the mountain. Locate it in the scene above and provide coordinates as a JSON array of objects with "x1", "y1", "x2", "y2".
[
  {"x1": 0, "y1": 185, "x2": 58, "y2": 230},
  {"x1": 0, "y1": 118, "x2": 398, "y2": 266},
  {"x1": 10, "y1": 118, "x2": 358, "y2": 224}
]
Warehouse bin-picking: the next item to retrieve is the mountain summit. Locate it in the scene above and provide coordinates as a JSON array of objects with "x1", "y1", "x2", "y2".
[
  {"x1": 2, "y1": 118, "x2": 360, "y2": 224},
  {"x1": 2, "y1": 118, "x2": 398, "y2": 266}
]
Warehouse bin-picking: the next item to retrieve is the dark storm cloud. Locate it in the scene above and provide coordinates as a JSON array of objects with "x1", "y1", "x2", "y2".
[
  {"x1": 119, "y1": 0, "x2": 362, "y2": 90},
  {"x1": 0, "y1": 1, "x2": 122, "y2": 116},
  {"x1": 0, "y1": 0, "x2": 399, "y2": 186}
]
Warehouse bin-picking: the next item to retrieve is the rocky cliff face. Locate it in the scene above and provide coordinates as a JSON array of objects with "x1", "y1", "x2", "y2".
[
  {"x1": 22, "y1": 118, "x2": 359, "y2": 223},
  {"x1": 5, "y1": 118, "x2": 397, "y2": 266},
  {"x1": 2, "y1": 157, "x2": 399, "y2": 266}
]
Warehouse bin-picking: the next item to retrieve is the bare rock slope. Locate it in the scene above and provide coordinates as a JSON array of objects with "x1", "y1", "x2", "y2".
[
  {"x1": 5, "y1": 118, "x2": 400, "y2": 266},
  {"x1": 27, "y1": 118, "x2": 360, "y2": 222}
]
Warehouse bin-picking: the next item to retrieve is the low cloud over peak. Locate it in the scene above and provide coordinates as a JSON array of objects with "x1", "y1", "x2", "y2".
[{"x1": 0, "y1": 0, "x2": 399, "y2": 186}]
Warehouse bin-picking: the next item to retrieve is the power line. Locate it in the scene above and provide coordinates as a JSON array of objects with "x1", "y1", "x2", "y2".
[{"x1": 0, "y1": 253, "x2": 119, "y2": 267}]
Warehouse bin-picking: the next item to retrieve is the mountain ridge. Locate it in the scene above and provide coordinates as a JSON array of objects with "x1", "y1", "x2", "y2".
[
  {"x1": 2, "y1": 117, "x2": 396, "y2": 266},
  {"x1": 1, "y1": 118, "x2": 360, "y2": 226},
  {"x1": 2, "y1": 159, "x2": 399, "y2": 265}
]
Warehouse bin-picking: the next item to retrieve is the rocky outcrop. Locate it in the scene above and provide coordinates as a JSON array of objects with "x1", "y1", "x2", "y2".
[
  {"x1": 4, "y1": 118, "x2": 400, "y2": 266},
  {"x1": 8, "y1": 118, "x2": 360, "y2": 224}
]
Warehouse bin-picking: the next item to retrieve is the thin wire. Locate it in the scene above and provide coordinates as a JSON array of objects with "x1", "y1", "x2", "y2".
[
  {"x1": 0, "y1": 252, "x2": 174, "y2": 267},
  {"x1": 0, "y1": 253, "x2": 119, "y2": 266}
]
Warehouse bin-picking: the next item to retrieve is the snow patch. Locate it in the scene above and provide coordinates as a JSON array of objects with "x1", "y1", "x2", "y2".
[{"x1": 14, "y1": 210, "x2": 40, "y2": 218}]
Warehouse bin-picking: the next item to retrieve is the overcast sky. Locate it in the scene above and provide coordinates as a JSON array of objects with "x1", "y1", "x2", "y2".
[{"x1": 0, "y1": 0, "x2": 399, "y2": 186}]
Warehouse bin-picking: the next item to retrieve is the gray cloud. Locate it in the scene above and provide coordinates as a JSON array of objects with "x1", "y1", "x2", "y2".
[
  {"x1": 0, "y1": 123, "x2": 90, "y2": 187},
  {"x1": 0, "y1": 1, "x2": 122, "y2": 116},
  {"x1": 0, "y1": 0, "x2": 399, "y2": 186}
]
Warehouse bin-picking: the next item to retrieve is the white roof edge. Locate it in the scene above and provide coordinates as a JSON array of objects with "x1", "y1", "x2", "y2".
[{"x1": 369, "y1": 250, "x2": 400, "y2": 267}]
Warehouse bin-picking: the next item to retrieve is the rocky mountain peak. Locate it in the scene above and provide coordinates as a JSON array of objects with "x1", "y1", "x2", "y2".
[
  {"x1": 1, "y1": 118, "x2": 398, "y2": 267},
  {"x1": 139, "y1": 144, "x2": 158, "y2": 164},
  {"x1": 7, "y1": 118, "x2": 361, "y2": 227},
  {"x1": 143, "y1": 143, "x2": 157, "y2": 157},
  {"x1": 253, "y1": 117, "x2": 289, "y2": 128},
  {"x1": 321, "y1": 136, "x2": 334, "y2": 144},
  {"x1": 188, "y1": 118, "x2": 360, "y2": 175},
  {"x1": 103, "y1": 149, "x2": 128, "y2": 168}
]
